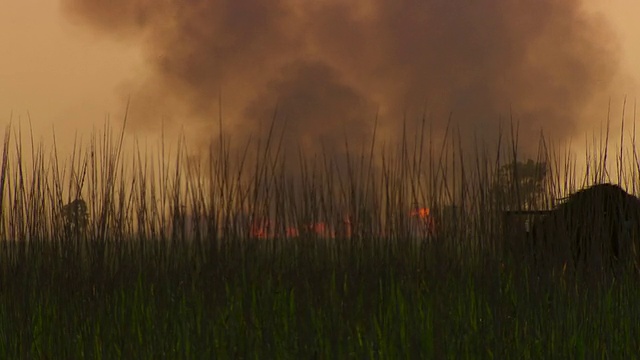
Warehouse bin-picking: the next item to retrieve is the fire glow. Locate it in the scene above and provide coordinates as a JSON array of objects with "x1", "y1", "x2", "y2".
[
  {"x1": 249, "y1": 208, "x2": 436, "y2": 239},
  {"x1": 249, "y1": 216, "x2": 352, "y2": 239}
]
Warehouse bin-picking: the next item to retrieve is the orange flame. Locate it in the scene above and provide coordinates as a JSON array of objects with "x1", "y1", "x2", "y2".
[
  {"x1": 286, "y1": 226, "x2": 299, "y2": 237},
  {"x1": 410, "y1": 207, "x2": 436, "y2": 235},
  {"x1": 410, "y1": 207, "x2": 431, "y2": 218},
  {"x1": 250, "y1": 219, "x2": 271, "y2": 239}
]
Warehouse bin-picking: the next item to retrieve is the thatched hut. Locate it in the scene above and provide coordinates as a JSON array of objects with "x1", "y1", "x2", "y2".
[{"x1": 529, "y1": 183, "x2": 640, "y2": 281}]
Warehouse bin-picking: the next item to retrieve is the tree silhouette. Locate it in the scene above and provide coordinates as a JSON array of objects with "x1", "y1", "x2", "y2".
[
  {"x1": 62, "y1": 199, "x2": 89, "y2": 236},
  {"x1": 490, "y1": 159, "x2": 548, "y2": 210}
]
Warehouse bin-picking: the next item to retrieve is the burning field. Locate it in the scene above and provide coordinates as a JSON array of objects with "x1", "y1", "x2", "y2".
[
  {"x1": 2, "y1": 0, "x2": 640, "y2": 356},
  {"x1": 3, "y1": 121, "x2": 640, "y2": 357}
]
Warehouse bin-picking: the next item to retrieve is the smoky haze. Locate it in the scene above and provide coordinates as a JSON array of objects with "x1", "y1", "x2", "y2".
[{"x1": 61, "y1": 0, "x2": 621, "y2": 162}]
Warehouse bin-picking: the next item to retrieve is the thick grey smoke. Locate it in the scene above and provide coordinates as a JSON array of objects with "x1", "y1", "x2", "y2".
[{"x1": 62, "y1": 0, "x2": 621, "y2": 160}]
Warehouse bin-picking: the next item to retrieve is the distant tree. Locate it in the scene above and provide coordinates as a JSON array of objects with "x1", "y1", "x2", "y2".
[
  {"x1": 490, "y1": 159, "x2": 548, "y2": 210},
  {"x1": 62, "y1": 199, "x2": 89, "y2": 235}
]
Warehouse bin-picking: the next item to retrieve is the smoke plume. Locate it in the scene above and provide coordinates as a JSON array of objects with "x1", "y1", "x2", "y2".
[{"x1": 62, "y1": 0, "x2": 621, "y2": 161}]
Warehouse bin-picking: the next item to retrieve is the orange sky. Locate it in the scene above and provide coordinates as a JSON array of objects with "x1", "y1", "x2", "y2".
[
  {"x1": 1, "y1": 0, "x2": 639, "y2": 160},
  {"x1": 0, "y1": 1, "x2": 143, "y2": 150}
]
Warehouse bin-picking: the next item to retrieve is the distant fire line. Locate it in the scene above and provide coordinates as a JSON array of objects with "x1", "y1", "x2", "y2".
[{"x1": 248, "y1": 206, "x2": 436, "y2": 239}]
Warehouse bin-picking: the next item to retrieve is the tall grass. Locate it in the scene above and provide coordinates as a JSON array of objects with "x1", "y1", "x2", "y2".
[{"x1": 0, "y1": 109, "x2": 640, "y2": 357}]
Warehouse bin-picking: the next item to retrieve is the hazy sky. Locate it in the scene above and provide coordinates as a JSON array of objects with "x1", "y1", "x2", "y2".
[{"x1": 1, "y1": 0, "x2": 639, "y2": 160}]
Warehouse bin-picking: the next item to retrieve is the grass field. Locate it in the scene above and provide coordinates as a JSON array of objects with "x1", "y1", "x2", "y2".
[{"x1": 1, "y1": 116, "x2": 639, "y2": 358}]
